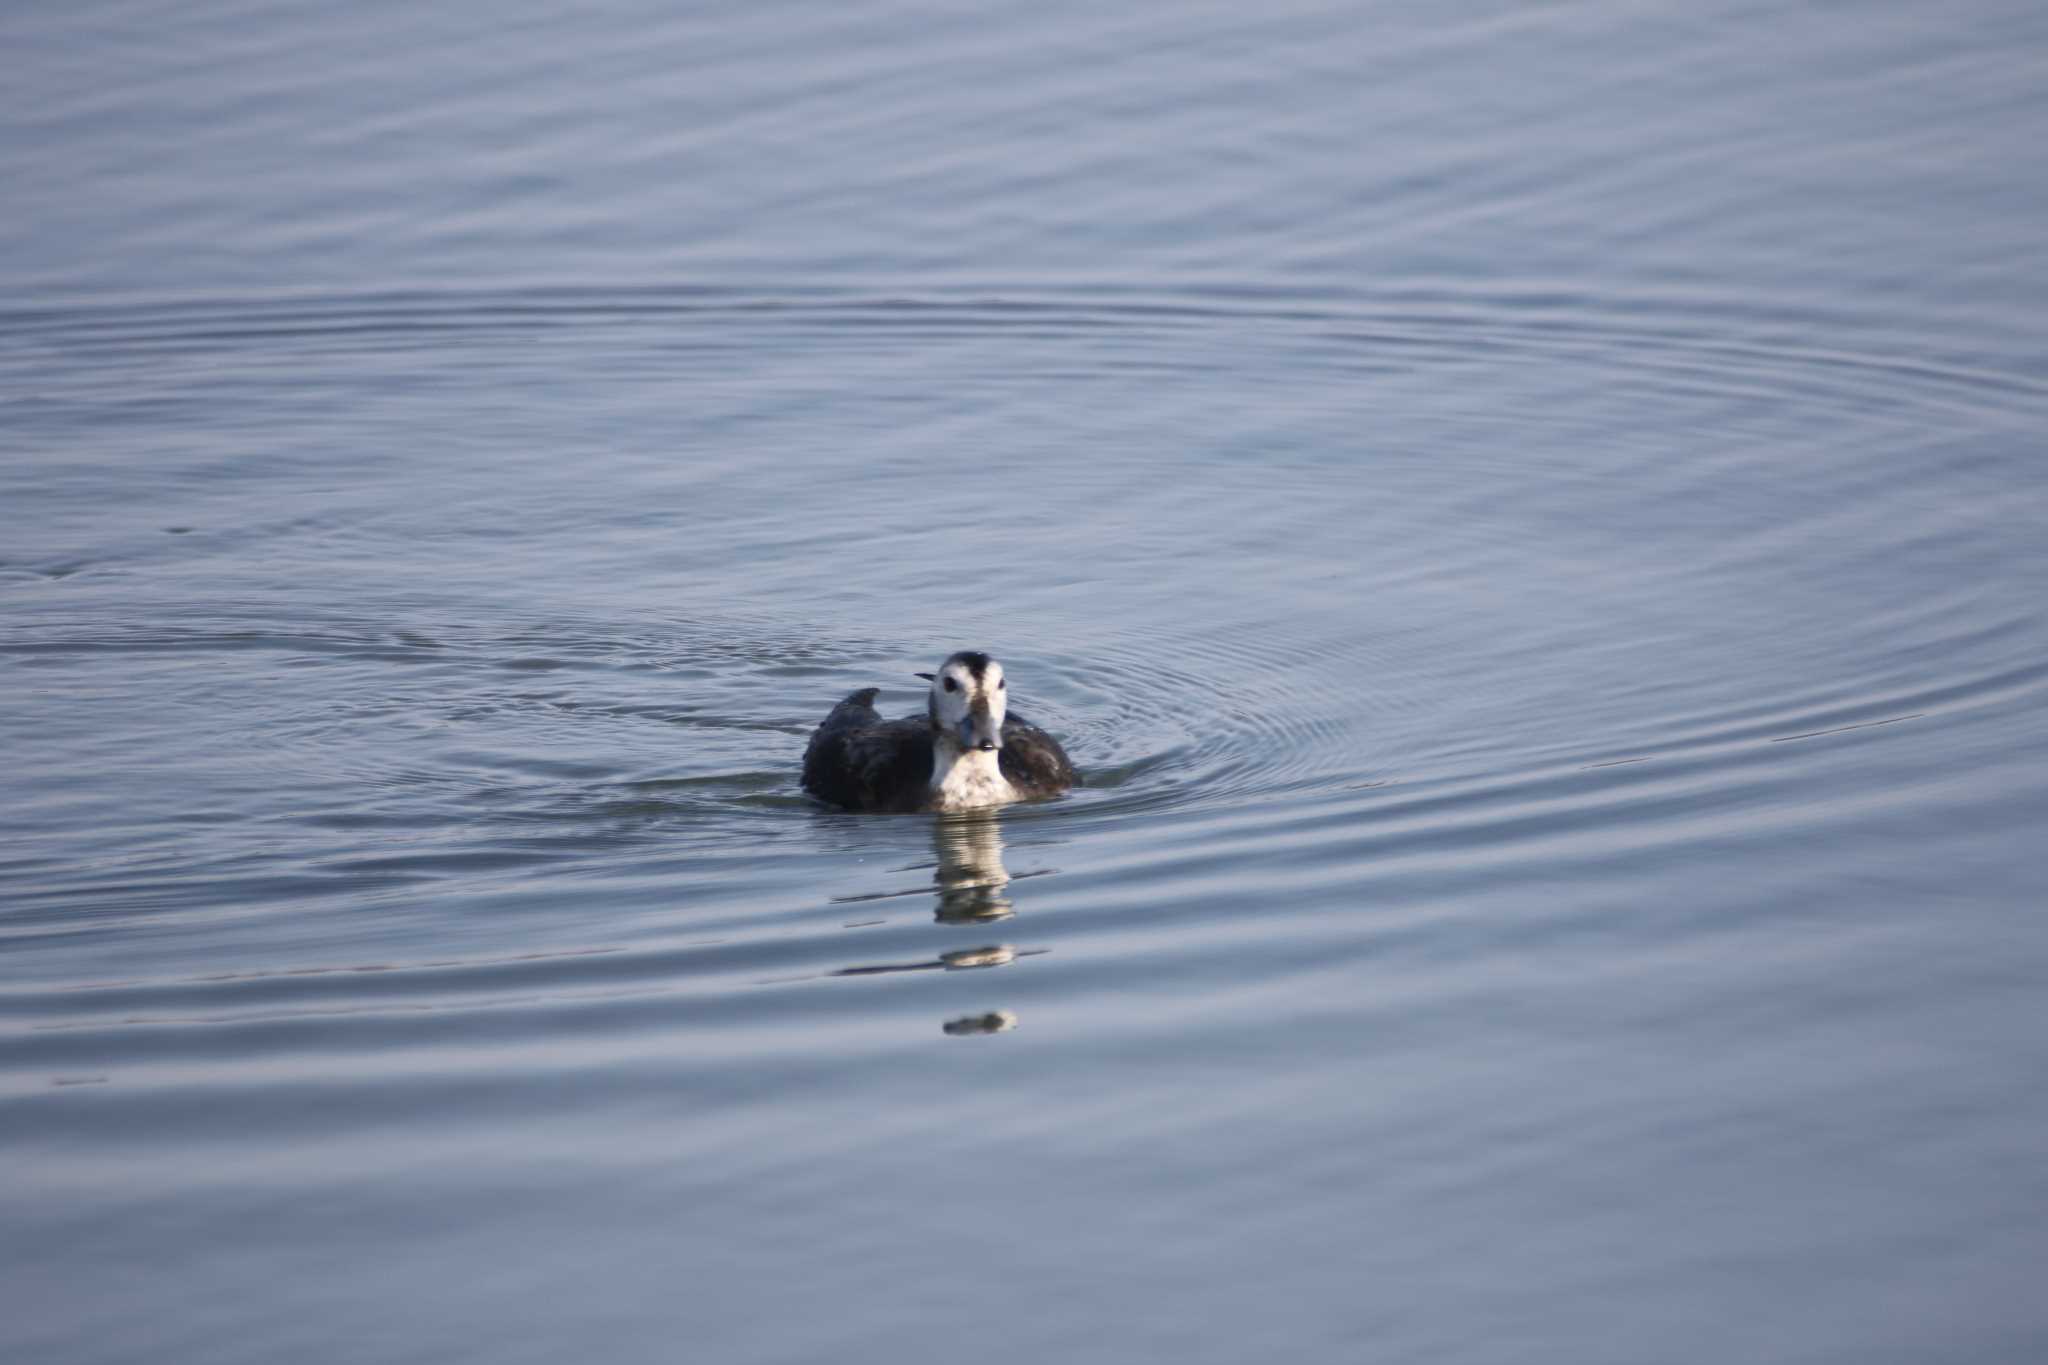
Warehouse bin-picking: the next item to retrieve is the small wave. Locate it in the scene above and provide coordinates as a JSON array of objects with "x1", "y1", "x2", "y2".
[{"x1": 8, "y1": 280, "x2": 2038, "y2": 421}]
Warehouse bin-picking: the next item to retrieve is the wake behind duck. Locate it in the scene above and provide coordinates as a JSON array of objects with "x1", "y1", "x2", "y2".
[{"x1": 802, "y1": 651, "x2": 1075, "y2": 813}]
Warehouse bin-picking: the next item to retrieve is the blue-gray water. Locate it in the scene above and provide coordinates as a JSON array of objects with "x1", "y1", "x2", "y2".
[{"x1": 6, "y1": 2, "x2": 2048, "y2": 1361}]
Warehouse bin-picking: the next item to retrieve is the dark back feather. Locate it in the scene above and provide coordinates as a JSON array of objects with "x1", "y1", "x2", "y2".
[{"x1": 802, "y1": 688, "x2": 935, "y2": 812}]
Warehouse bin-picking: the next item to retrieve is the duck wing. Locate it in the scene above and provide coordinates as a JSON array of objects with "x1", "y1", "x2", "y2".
[
  {"x1": 802, "y1": 689, "x2": 934, "y2": 812},
  {"x1": 999, "y1": 713, "x2": 1076, "y2": 798}
]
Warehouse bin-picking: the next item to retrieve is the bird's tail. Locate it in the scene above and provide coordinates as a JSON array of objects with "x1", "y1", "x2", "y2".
[{"x1": 816, "y1": 687, "x2": 882, "y2": 733}]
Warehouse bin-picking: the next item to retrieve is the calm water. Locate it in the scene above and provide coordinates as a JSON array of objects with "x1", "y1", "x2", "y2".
[{"x1": 6, "y1": 2, "x2": 2048, "y2": 1361}]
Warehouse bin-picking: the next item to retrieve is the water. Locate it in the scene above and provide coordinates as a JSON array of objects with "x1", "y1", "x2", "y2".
[{"x1": 6, "y1": 2, "x2": 2048, "y2": 1361}]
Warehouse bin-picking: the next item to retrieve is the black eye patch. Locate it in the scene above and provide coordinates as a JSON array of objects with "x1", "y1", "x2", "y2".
[{"x1": 943, "y1": 677, "x2": 958, "y2": 692}]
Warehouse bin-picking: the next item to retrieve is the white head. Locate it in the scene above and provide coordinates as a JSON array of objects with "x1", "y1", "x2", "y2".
[{"x1": 917, "y1": 650, "x2": 1008, "y2": 752}]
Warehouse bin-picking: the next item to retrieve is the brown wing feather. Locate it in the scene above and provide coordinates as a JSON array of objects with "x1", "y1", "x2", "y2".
[
  {"x1": 999, "y1": 715, "x2": 1076, "y2": 799},
  {"x1": 802, "y1": 689, "x2": 935, "y2": 812}
]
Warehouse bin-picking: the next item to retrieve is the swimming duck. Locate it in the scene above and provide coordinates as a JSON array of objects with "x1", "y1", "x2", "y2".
[{"x1": 802, "y1": 651, "x2": 1075, "y2": 813}]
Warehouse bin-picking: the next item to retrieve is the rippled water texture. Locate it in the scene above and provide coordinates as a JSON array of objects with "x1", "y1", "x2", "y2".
[{"x1": 6, "y1": 2, "x2": 2048, "y2": 1362}]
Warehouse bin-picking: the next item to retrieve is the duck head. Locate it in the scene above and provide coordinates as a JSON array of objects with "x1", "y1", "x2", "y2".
[{"x1": 917, "y1": 650, "x2": 1007, "y2": 752}]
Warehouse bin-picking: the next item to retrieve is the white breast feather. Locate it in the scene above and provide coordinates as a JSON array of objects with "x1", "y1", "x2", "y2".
[{"x1": 929, "y1": 746, "x2": 1016, "y2": 811}]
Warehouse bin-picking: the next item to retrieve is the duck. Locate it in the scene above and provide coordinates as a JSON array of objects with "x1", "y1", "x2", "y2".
[{"x1": 802, "y1": 651, "x2": 1075, "y2": 813}]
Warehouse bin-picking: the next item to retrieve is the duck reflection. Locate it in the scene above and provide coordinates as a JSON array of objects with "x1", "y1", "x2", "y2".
[
  {"x1": 831, "y1": 942, "x2": 1035, "y2": 976},
  {"x1": 943, "y1": 1010, "x2": 1018, "y2": 1036},
  {"x1": 810, "y1": 812, "x2": 1042, "y2": 1032},
  {"x1": 932, "y1": 810, "x2": 1013, "y2": 923}
]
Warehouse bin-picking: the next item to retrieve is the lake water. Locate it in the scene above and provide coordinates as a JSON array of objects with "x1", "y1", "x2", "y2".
[{"x1": 6, "y1": 2, "x2": 2048, "y2": 1361}]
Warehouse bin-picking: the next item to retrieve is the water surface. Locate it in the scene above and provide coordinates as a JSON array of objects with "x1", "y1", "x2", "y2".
[{"x1": 5, "y1": 2, "x2": 2048, "y2": 1362}]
